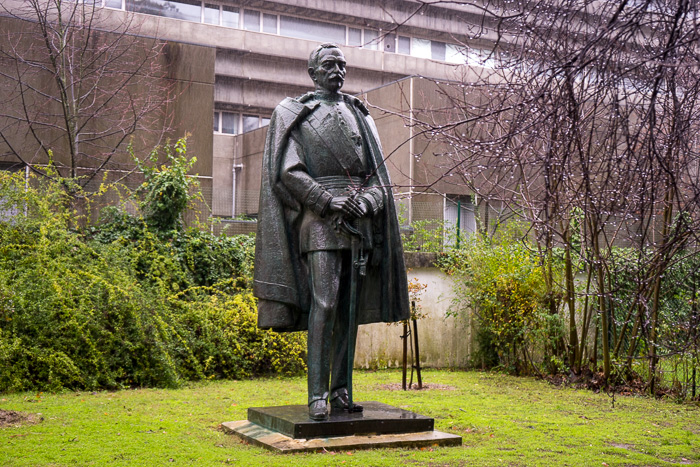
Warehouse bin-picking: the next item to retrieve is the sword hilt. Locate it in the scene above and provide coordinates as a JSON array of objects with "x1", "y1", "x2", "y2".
[
  {"x1": 341, "y1": 219, "x2": 367, "y2": 277},
  {"x1": 354, "y1": 253, "x2": 367, "y2": 277}
]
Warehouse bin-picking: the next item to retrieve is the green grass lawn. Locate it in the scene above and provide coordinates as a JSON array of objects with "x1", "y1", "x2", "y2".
[{"x1": 1, "y1": 370, "x2": 698, "y2": 466}]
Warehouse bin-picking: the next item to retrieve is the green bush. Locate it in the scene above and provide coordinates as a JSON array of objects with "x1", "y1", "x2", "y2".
[
  {"x1": 439, "y1": 226, "x2": 556, "y2": 374},
  {"x1": 172, "y1": 289, "x2": 306, "y2": 380},
  {"x1": 134, "y1": 138, "x2": 197, "y2": 232},
  {"x1": 0, "y1": 150, "x2": 306, "y2": 393},
  {"x1": 401, "y1": 219, "x2": 448, "y2": 253},
  {"x1": 89, "y1": 209, "x2": 255, "y2": 294}
]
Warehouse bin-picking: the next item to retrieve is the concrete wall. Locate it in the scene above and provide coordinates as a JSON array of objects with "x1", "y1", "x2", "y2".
[
  {"x1": 355, "y1": 262, "x2": 474, "y2": 369},
  {"x1": 162, "y1": 42, "x2": 216, "y2": 178},
  {"x1": 0, "y1": 12, "x2": 215, "y2": 180},
  {"x1": 2, "y1": 0, "x2": 494, "y2": 214},
  {"x1": 212, "y1": 134, "x2": 236, "y2": 215},
  {"x1": 243, "y1": 0, "x2": 504, "y2": 46}
]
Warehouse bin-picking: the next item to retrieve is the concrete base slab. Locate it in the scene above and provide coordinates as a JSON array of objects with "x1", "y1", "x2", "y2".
[
  {"x1": 222, "y1": 420, "x2": 462, "y2": 453},
  {"x1": 247, "y1": 401, "x2": 434, "y2": 439}
]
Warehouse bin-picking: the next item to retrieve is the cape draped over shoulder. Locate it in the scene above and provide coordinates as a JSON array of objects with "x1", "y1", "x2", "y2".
[{"x1": 253, "y1": 92, "x2": 410, "y2": 332}]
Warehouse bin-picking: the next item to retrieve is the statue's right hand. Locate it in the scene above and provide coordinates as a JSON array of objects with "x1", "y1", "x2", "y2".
[{"x1": 329, "y1": 196, "x2": 366, "y2": 219}]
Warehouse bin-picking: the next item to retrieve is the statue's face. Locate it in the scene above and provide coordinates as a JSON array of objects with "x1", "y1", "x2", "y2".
[{"x1": 310, "y1": 48, "x2": 346, "y2": 93}]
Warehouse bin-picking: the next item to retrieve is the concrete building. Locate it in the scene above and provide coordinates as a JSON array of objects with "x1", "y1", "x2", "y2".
[
  {"x1": 1, "y1": 0, "x2": 498, "y2": 235},
  {"x1": 93, "y1": 0, "x2": 496, "y2": 235}
]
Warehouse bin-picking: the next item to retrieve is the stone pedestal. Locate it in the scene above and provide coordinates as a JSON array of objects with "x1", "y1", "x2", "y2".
[{"x1": 222, "y1": 401, "x2": 461, "y2": 453}]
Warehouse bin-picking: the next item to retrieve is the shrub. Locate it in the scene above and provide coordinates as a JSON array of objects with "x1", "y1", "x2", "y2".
[
  {"x1": 89, "y1": 213, "x2": 255, "y2": 295},
  {"x1": 171, "y1": 288, "x2": 306, "y2": 380},
  {"x1": 439, "y1": 226, "x2": 554, "y2": 374},
  {"x1": 134, "y1": 138, "x2": 197, "y2": 232},
  {"x1": 0, "y1": 155, "x2": 305, "y2": 392},
  {"x1": 401, "y1": 219, "x2": 448, "y2": 253}
]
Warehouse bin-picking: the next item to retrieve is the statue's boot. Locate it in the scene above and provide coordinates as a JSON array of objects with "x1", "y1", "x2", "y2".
[
  {"x1": 309, "y1": 399, "x2": 329, "y2": 420},
  {"x1": 330, "y1": 388, "x2": 363, "y2": 413}
]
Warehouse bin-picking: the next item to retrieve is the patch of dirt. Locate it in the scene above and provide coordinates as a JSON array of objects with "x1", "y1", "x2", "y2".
[
  {"x1": 660, "y1": 457, "x2": 695, "y2": 465},
  {"x1": 608, "y1": 442, "x2": 635, "y2": 450},
  {"x1": 0, "y1": 409, "x2": 41, "y2": 428},
  {"x1": 377, "y1": 383, "x2": 457, "y2": 391},
  {"x1": 545, "y1": 370, "x2": 649, "y2": 396}
]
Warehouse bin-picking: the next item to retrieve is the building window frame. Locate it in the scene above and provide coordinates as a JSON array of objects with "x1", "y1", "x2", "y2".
[
  {"x1": 443, "y1": 195, "x2": 476, "y2": 246},
  {"x1": 107, "y1": 1, "x2": 476, "y2": 65},
  {"x1": 214, "y1": 110, "x2": 271, "y2": 134}
]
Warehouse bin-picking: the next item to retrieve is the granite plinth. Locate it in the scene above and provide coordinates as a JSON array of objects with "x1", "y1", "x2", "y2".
[
  {"x1": 222, "y1": 420, "x2": 462, "y2": 453},
  {"x1": 247, "y1": 401, "x2": 433, "y2": 439}
]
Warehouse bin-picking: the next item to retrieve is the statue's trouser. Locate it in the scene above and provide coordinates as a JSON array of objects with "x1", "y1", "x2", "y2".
[{"x1": 307, "y1": 249, "x2": 358, "y2": 406}]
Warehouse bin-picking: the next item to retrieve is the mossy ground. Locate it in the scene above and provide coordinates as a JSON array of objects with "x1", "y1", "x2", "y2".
[{"x1": 1, "y1": 370, "x2": 698, "y2": 466}]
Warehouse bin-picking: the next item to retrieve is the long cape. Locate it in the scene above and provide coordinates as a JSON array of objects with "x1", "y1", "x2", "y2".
[{"x1": 253, "y1": 92, "x2": 410, "y2": 332}]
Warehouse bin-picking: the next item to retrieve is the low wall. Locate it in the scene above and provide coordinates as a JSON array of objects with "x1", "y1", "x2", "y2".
[{"x1": 354, "y1": 253, "x2": 474, "y2": 369}]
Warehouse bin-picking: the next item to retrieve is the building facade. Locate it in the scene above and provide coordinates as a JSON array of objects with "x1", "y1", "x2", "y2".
[{"x1": 2, "y1": 0, "x2": 499, "y2": 236}]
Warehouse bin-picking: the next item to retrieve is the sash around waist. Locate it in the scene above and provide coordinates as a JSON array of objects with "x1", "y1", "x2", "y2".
[{"x1": 315, "y1": 175, "x2": 364, "y2": 191}]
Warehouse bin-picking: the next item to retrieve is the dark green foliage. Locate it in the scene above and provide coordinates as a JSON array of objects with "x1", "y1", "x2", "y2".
[
  {"x1": 134, "y1": 138, "x2": 196, "y2": 232},
  {"x1": 472, "y1": 327, "x2": 500, "y2": 370},
  {"x1": 0, "y1": 154, "x2": 305, "y2": 393},
  {"x1": 600, "y1": 247, "x2": 700, "y2": 388},
  {"x1": 439, "y1": 225, "x2": 562, "y2": 375},
  {"x1": 170, "y1": 289, "x2": 306, "y2": 381},
  {"x1": 89, "y1": 212, "x2": 255, "y2": 295},
  {"x1": 170, "y1": 230, "x2": 255, "y2": 290}
]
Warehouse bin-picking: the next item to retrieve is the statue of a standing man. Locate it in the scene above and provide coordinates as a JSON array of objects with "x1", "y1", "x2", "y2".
[{"x1": 253, "y1": 43, "x2": 410, "y2": 420}]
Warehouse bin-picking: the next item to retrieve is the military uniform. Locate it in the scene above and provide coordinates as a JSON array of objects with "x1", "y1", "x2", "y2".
[
  {"x1": 279, "y1": 90, "x2": 385, "y2": 405},
  {"x1": 253, "y1": 89, "x2": 410, "y2": 409}
]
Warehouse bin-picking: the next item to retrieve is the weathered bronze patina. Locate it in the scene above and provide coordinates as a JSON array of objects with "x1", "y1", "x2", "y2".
[{"x1": 253, "y1": 43, "x2": 410, "y2": 421}]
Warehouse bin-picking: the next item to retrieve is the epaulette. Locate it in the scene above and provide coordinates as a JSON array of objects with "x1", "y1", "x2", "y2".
[
  {"x1": 297, "y1": 92, "x2": 316, "y2": 103},
  {"x1": 344, "y1": 94, "x2": 370, "y2": 116}
]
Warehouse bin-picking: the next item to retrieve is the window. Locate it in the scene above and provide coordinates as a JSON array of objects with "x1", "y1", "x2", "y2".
[
  {"x1": 411, "y1": 38, "x2": 431, "y2": 59},
  {"x1": 431, "y1": 41, "x2": 446, "y2": 61},
  {"x1": 222, "y1": 6, "x2": 239, "y2": 28},
  {"x1": 216, "y1": 111, "x2": 237, "y2": 134},
  {"x1": 444, "y1": 196, "x2": 476, "y2": 246},
  {"x1": 398, "y1": 36, "x2": 410, "y2": 55},
  {"x1": 279, "y1": 15, "x2": 346, "y2": 44},
  {"x1": 104, "y1": 0, "x2": 123, "y2": 8},
  {"x1": 446, "y1": 44, "x2": 466, "y2": 64},
  {"x1": 363, "y1": 29, "x2": 378, "y2": 50},
  {"x1": 263, "y1": 13, "x2": 277, "y2": 33},
  {"x1": 348, "y1": 28, "x2": 362, "y2": 46},
  {"x1": 126, "y1": 0, "x2": 201, "y2": 22},
  {"x1": 242, "y1": 115, "x2": 260, "y2": 133},
  {"x1": 204, "y1": 3, "x2": 220, "y2": 25},
  {"x1": 243, "y1": 9, "x2": 260, "y2": 31},
  {"x1": 215, "y1": 111, "x2": 270, "y2": 133}
]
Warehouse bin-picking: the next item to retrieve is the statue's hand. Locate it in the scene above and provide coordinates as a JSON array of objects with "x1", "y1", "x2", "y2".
[{"x1": 329, "y1": 196, "x2": 368, "y2": 219}]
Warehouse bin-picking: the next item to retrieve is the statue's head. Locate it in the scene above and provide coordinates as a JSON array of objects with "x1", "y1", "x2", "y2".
[{"x1": 308, "y1": 43, "x2": 346, "y2": 93}]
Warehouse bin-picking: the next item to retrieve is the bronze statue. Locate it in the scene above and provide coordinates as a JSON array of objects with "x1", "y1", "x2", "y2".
[{"x1": 253, "y1": 43, "x2": 410, "y2": 420}]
